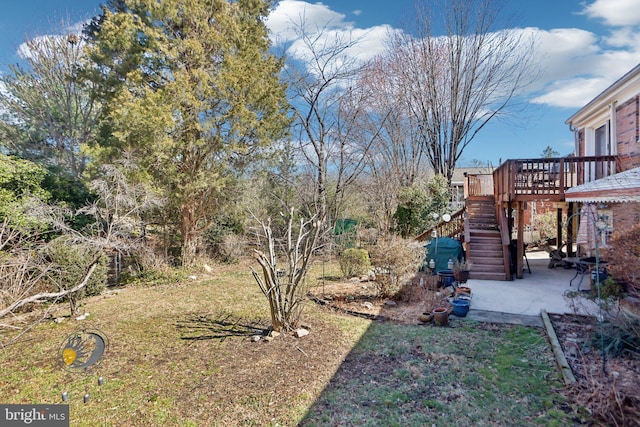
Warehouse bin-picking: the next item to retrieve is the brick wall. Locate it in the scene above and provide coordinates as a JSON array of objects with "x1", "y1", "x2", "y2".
[
  {"x1": 615, "y1": 96, "x2": 640, "y2": 170},
  {"x1": 612, "y1": 202, "x2": 640, "y2": 232}
]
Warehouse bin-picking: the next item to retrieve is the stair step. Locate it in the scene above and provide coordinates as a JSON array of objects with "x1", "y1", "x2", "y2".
[
  {"x1": 468, "y1": 238, "x2": 502, "y2": 247},
  {"x1": 469, "y1": 255, "x2": 504, "y2": 264},
  {"x1": 464, "y1": 196, "x2": 508, "y2": 281},
  {"x1": 469, "y1": 246, "x2": 504, "y2": 252},
  {"x1": 468, "y1": 212, "x2": 495, "y2": 217},
  {"x1": 470, "y1": 271, "x2": 507, "y2": 280},
  {"x1": 468, "y1": 230, "x2": 501, "y2": 238},
  {"x1": 468, "y1": 214, "x2": 495, "y2": 218},
  {"x1": 469, "y1": 237, "x2": 502, "y2": 247},
  {"x1": 469, "y1": 256, "x2": 504, "y2": 266}
]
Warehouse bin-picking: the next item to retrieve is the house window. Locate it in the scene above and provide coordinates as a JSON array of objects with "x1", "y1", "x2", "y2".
[
  {"x1": 595, "y1": 123, "x2": 610, "y2": 156},
  {"x1": 598, "y1": 209, "x2": 613, "y2": 247},
  {"x1": 450, "y1": 185, "x2": 464, "y2": 209},
  {"x1": 584, "y1": 120, "x2": 613, "y2": 181}
]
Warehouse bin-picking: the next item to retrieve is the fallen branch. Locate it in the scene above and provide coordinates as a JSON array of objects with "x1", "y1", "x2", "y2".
[{"x1": 0, "y1": 258, "x2": 99, "y2": 319}]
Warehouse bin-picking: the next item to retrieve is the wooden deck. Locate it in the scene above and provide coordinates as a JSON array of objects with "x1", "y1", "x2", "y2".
[
  {"x1": 463, "y1": 155, "x2": 619, "y2": 280},
  {"x1": 489, "y1": 156, "x2": 618, "y2": 202}
]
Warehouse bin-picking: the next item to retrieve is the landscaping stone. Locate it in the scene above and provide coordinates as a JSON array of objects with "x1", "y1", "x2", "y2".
[{"x1": 294, "y1": 328, "x2": 309, "y2": 338}]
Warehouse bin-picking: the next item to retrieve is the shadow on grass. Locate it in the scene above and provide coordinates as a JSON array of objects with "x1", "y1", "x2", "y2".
[
  {"x1": 175, "y1": 312, "x2": 268, "y2": 341},
  {"x1": 298, "y1": 319, "x2": 574, "y2": 426}
]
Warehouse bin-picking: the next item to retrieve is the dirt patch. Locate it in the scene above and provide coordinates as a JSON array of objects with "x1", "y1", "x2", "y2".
[{"x1": 308, "y1": 272, "x2": 451, "y2": 325}]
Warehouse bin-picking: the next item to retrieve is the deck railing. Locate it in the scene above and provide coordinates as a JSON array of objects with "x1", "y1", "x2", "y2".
[{"x1": 485, "y1": 156, "x2": 618, "y2": 202}]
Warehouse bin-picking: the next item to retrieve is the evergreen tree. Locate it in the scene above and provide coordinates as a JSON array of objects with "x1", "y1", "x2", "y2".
[{"x1": 86, "y1": 0, "x2": 289, "y2": 265}]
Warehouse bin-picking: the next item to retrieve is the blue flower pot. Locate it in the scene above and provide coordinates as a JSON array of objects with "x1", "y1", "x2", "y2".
[
  {"x1": 437, "y1": 270, "x2": 455, "y2": 287},
  {"x1": 451, "y1": 299, "x2": 470, "y2": 317}
]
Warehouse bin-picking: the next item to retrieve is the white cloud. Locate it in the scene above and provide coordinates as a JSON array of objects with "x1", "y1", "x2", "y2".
[
  {"x1": 603, "y1": 27, "x2": 640, "y2": 49},
  {"x1": 16, "y1": 19, "x2": 88, "y2": 61},
  {"x1": 268, "y1": 1, "x2": 400, "y2": 74},
  {"x1": 530, "y1": 77, "x2": 610, "y2": 108},
  {"x1": 579, "y1": 0, "x2": 640, "y2": 27},
  {"x1": 525, "y1": 23, "x2": 640, "y2": 107},
  {"x1": 266, "y1": 0, "x2": 353, "y2": 44},
  {"x1": 268, "y1": 1, "x2": 640, "y2": 110},
  {"x1": 527, "y1": 27, "x2": 600, "y2": 79}
]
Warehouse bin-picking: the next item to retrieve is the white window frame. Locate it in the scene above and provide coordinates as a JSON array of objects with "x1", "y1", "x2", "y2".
[{"x1": 583, "y1": 104, "x2": 617, "y2": 157}]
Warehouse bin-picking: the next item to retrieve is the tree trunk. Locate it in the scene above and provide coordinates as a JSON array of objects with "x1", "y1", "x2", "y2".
[{"x1": 181, "y1": 205, "x2": 198, "y2": 266}]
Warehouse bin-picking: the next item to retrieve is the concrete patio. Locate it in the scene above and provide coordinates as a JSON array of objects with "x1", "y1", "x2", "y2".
[{"x1": 459, "y1": 250, "x2": 600, "y2": 326}]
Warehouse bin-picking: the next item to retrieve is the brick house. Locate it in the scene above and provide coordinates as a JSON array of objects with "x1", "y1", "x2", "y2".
[{"x1": 564, "y1": 63, "x2": 640, "y2": 242}]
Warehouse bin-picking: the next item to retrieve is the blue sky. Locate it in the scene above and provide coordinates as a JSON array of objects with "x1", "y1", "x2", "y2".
[{"x1": 1, "y1": 0, "x2": 639, "y2": 165}]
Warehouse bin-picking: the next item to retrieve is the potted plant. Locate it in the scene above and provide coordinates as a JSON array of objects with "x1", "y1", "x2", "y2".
[
  {"x1": 452, "y1": 259, "x2": 472, "y2": 284},
  {"x1": 418, "y1": 278, "x2": 440, "y2": 323}
]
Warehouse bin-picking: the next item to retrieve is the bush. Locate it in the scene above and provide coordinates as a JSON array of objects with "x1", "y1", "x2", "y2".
[
  {"x1": 368, "y1": 237, "x2": 425, "y2": 298},
  {"x1": 44, "y1": 237, "x2": 108, "y2": 313},
  {"x1": 204, "y1": 214, "x2": 245, "y2": 263},
  {"x1": 595, "y1": 316, "x2": 640, "y2": 357},
  {"x1": 339, "y1": 248, "x2": 370, "y2": 278},
  {"x1": 118, "y1": 246, "x2": 188, "y2": 286},
  {"x1": 602, "y1": 224, "x2": 640, "y2": 295}
]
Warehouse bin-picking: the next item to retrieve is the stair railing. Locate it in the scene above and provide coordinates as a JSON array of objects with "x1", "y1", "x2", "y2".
[
  {"x1": 496, "y1": 204, "x2": 511, "y2": 280},
  {"x1": 415, "y1": 207, "x2": 466, "y2": 241}
]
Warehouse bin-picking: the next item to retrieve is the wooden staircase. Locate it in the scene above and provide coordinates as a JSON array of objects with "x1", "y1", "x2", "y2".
[{"x1": 465, "y1": 196, "x2": 507, "y2": 281}]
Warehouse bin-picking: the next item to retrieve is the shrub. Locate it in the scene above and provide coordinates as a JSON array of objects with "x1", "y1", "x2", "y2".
[
  {"x1": 602, "y1": 224, "x2": 640, "y2": 295},
  {"x1": 44, "y1": 236, "x2": 108, "y2": 313},
  {"x1": 369, "y1": 237, "x2": 425, "y2": 298},
  {"x1": 218, "y1": 233, "x2": 246, "y2": 264},
  {"x1": 339, "y1": 248, "x2": 370, "y2": 278},
  {"x1": 118, "y1": 246, "x2": 188, "y2": 286},
  {"x1": 534, "y1": 211, "x2": 564, "y2": 242},
  {"x1": 396, "y1": 272, "x2": 441, "y2": 310},
  {"x1": 594, "y1": 316, "x2": 640, "y2": 357}
]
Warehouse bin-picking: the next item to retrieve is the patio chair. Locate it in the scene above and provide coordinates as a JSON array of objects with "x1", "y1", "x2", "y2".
[{"x1": 569, "y1": 262, "x2": 589, "y2": 290}]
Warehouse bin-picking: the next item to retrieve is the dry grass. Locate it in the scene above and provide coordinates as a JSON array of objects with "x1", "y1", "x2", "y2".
[
  {"x1": 0, "y1": 258, "x2": 577, "y2": 426},
  {"x1": 0, "y1": 259, "x2": 370, "y2": 426}
]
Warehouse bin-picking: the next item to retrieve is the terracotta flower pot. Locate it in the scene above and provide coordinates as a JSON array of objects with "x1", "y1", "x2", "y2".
[
  {"x1": 455, "y1": 286, "x2": 472, "y2": 295},
  {"x1": 418, "y1": 313, "x2": 433, "y2": 323},
  {"x1": 432, "y1": 307, "x2": 450, "y2": 326}
]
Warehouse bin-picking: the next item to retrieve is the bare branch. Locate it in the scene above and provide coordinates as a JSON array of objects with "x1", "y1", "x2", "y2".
[{"x1": 0, "y1": 256, "x2": 100, "y2": 319}]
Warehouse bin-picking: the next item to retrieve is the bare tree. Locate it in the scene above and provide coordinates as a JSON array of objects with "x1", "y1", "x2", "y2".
[
  {"x1": 250, "y1": 208, "x2": 321, "y2": 332},
  {"x1": 284, "y1": 18, "x2": 386, "y2": 227},
  {"x1": 0, "y1": 160, "x2": 162, "y2": 325},
  {"x1": 0, "y1": 30, "x2": 101, "y2": 177},
  {"x1": 356, "y1": 54, "x2": 431, "y2": 229},
  {"x1": 387, "y1": 0, "x2": 537, "y2": 183}
]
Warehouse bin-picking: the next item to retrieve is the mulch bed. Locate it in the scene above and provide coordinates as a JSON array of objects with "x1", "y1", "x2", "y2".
[{"x1": 549, "y1": 313, "x2": 640, "y2": 426}]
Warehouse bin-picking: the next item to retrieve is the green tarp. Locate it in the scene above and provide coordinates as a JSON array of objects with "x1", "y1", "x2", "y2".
[
  {"x1": 424, "y1": 237, "x2": 464, "y2": 273},
  {"x1": 334, "y1": 219, "x2": 358, "y2": 248},
  {"x1": 334, "y1": 219, "x2": 358, "y2": 235}
]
